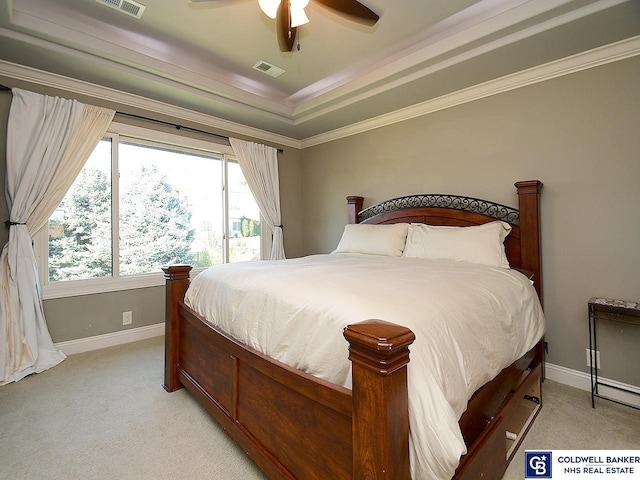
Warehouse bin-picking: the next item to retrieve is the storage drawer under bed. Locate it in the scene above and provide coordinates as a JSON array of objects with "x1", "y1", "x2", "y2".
[{"x1": 456, "y1": 363, "x2": 542, "y2": 479}]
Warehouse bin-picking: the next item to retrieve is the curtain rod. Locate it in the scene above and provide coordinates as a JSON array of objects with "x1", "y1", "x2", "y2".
[
  {"x1": 115, "y1": 112, "x2": 283, "y2": 154},
  {"x1": 0, "y1": 84, "x2": 283, "y2": 153}
]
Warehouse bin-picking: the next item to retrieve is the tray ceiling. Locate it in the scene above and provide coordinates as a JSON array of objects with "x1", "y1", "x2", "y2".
[{"x1": 0, "y1": 0, "x2": 639, "y2": 144}]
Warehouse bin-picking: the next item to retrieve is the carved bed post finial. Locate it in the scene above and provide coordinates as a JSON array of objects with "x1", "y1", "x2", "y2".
[
  {"x1": 515, "y1": 180, "x2": 543, "y2": 303},
  {"x1": 347, "y1": 196, "x2": 364, "y2": 224},
  {"x1": 162, "y1": 264, "x2": 192, "y2": 392},
  {"x1": 344, "y1": 320, "x2": 415, "y2": 480}
]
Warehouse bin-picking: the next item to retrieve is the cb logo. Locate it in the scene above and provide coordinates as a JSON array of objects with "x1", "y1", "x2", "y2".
[{"x1": 525, "y1": 451, "x2": 552, "y2": 478}]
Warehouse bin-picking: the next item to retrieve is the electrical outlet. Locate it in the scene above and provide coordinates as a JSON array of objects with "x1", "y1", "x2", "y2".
[
  {"x1": 123, "y1": 311, "x2": 132, "y2": 326},
  {"x1": 586, "y1": 349, "x2": 600, "y2": 369}
]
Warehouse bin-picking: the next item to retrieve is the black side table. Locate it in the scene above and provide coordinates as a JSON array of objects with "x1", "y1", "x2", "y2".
[{"x1": 588, "y1": 297, "x2": 640, "y2": 409}]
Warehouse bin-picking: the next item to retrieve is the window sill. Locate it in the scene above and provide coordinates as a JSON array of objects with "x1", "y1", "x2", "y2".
[{"x1": 41, "y1": 267, "x2": 206, "y2": 300}]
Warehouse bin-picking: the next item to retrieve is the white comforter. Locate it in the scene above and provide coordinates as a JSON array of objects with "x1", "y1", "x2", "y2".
[{"x1": 185, "y1": 254, "x2": 545, "y2": 479}]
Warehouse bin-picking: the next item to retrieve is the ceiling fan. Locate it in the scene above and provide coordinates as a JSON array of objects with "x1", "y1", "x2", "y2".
[{"x1": 193, "y1": 0, "x2": 380, "y2": 52}]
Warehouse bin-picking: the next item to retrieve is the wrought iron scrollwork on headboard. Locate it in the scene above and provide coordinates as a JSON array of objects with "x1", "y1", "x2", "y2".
[{"x1": 358, "y1": 194, "x2": 520, "y2": 225}]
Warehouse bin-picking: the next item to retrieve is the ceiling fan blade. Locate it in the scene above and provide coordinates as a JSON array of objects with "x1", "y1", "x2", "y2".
[
  {"x1": 277, "y1": 1, "x2": 297, "y2": 52},
  {"x1": 313, "y1": 0, "x2": 379, "y2": 26}
]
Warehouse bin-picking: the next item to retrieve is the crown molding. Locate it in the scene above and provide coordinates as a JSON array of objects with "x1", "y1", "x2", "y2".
[
  {"x1": 2, "y1": 34, "x2": 639, "y2": 150},
  {"x1": 10, "y1": 0, "x2": 608, "y2": 121},
  {"x1": 289, "y1": 0, "x2": 628, "y2": 118},
  {"x1": 301, "y1": 35, "x2": 640, "y2": 148},
  {"x1": 290, "y1": 0, "x2": 631, "y2": 125},
  {"x1": 0, "y1": 59, "x2": 303, "y2": 150}
]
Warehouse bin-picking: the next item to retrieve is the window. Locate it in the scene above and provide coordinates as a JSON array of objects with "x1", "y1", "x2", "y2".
[
  {"x1": 38, "y1": 123, "x2": 261, "y2": 299},
  {"x1": 49, "y1": 139, "x2": 113, "y2": 282},
  {"x1": 228, "y1": 161, "x2": 261, "y2": 263}
]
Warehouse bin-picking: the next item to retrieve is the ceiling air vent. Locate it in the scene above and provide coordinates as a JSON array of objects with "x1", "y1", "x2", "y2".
[
  {"x1": 252, "y1": 61, "x2": 285, "y2": 78},
  {"x1": 95, "y1": 0, "x2": 146, "y2": 19}
]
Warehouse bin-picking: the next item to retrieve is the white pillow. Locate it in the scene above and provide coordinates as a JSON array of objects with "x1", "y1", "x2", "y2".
[
  {"x1": 333, "y1": 223, "x2": 409, "y2": 257},
  {"x1": 402, "y1": 221, "x2": 511, "y2": 268}
]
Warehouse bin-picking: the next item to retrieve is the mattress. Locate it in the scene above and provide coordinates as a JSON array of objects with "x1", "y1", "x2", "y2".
[{"x1": 185, "y1": 253, "x2": 545, "y2": 479}]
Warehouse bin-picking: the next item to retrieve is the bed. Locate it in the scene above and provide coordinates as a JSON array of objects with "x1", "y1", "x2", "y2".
[{"x1": 163, "y1": 180, "x2": 545, "y2": 480}]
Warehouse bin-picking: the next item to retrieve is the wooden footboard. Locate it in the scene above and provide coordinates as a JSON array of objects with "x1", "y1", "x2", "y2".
[
  {"x1": 163, "y1": 264, "x2": 415, "y2": 480},
  {"x1": 164, "y1": 265, "x2": 543, "y2": 480}
]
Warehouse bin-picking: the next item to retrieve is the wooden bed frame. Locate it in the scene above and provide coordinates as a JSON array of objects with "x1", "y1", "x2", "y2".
[{"x1": 163, "y1": 180, "x2": 544, "y2": 480}]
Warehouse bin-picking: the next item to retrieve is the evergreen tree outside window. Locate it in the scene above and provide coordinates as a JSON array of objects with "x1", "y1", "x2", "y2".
[
  {"x1": 49, "y1": 139, "x2": 113, "y2": 281},
  {"x1": 45, "y1": 133, "x2": 261, "y2": 288},
  {"x1": 118, "y1": 142, "x2": 216, "y2": 276}
]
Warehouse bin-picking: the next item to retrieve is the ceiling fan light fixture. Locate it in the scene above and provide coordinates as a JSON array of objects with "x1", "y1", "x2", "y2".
[
  {"x1": 258, "y1": 0, "x2": 280, "y2": 19},
  {"x1": 290, "y1": 5, "x2": 309, "y2": 28}
]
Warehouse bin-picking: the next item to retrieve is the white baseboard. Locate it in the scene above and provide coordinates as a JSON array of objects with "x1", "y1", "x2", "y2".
[
  {"x1": 546, "y1": 362, "x2": 640, "y2": 409},
  {"x1": 54, "y1": 323, "x2": 164, "y2": 356}
]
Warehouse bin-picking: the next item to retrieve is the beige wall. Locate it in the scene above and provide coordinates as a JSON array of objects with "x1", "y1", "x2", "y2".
[{"x1": 299, "y1": 56, "x2": 640, "y2": 384}]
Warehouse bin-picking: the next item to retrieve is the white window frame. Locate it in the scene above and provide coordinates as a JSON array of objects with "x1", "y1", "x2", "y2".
[{"x1": 34, "y1": 122, "x2": 266, "y2": 300}]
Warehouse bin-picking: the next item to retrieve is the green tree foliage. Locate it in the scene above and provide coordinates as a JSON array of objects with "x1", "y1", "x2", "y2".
[
  {"x1": 48, "y1": 167, "x2": 112, "y2": 281},
  {"x1": 49, "y1": 164, "x2": 196, "y2": 281},
  {"x1": 240, "y1": 216, "x2": 260, "y2": 237},
  {"x1": 119, "y1": 164, "x2": 195, "y2": 275}
]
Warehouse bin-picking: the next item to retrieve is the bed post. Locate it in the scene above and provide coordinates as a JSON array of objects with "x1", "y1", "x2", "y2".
[
  {"x1": 344, "y1": 320, "x2": 415, "y2": 480},
  {"x1": 347, "y1": 196, "x2": 364, "y2": 224},
  {"x1": 162, "y1": 264, "x2": 192, "y2": 392},
  {"x1": 515, "y1": 180, "x2": 543, "y2": 303}
]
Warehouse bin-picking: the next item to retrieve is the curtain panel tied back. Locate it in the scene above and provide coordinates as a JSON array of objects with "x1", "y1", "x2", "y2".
[
  {"x1": 229, "y1": 138, "x2": 285, "y2": 261},
  {"x1": 1, "y1": 88, "x2": 115, "y2": 385}
]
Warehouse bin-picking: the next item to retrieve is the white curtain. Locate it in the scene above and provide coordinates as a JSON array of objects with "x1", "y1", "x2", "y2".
[
  {"x1": 229, "y1": 138, "x2": 285, "y2": 260},
  {"x1": 0, "y1": 88, "x2": 115, "y2": 385}
]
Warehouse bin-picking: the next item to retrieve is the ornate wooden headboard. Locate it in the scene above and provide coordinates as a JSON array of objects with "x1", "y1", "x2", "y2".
[{"x1": 346, "y1": 180, "x2": 543, "y2": 301}]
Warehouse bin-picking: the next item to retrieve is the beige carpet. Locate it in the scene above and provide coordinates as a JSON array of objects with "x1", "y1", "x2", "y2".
[{"x1": 1, "y1": 336, "x2": 638, "y2": 480}]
